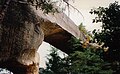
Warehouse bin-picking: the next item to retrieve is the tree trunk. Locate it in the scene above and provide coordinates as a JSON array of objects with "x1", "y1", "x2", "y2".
[{"x1": 0, "y1": 1, "x2": 43, "y2": 74}]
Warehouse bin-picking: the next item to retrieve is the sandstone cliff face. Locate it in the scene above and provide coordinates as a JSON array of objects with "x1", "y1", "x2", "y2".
[
  {"x1": 33, "y1": 7, "x2": 87, "y2": 51},
  {"x1": 33, "y1": 8, "x2": 82, "y2": 40},
  {"x1": 41, "y1": 21, "x2": 72, "y2": 53},
  {"x1": 0, "y1": 0, "x2": 86, "y2": 74},
  {"x1": 0, "y1": 1, "x2": 43, "y2": 74}
]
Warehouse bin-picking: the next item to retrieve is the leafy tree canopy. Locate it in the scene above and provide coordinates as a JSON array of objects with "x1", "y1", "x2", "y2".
[
  {"x1": 90, "y1": 1, "x2": 120, "y2": 62},
  {"x1": 0, "y1": 0, "x2": 73, "y2": 14}
]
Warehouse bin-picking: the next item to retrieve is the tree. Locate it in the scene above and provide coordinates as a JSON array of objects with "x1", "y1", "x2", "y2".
[
  {"x1": 43, "y1": 47, "x2": 70, "y2": 74},
  {"x1": 90, "y1": 1, "x2": 120, "y2": 62},
  {"x1": 79, "y1": 23, "x2": 88, "y2": 35},
  {"x1": 90, "y1": 1, "x2": 120, "y2": 73},
  {"x1": 67, "y1": 49, "x2": 113, "y2": 74},
  {"x1": 67, "y1": 36, "x2": 83, "y2": 53},
  {"x1": 41, "y1": 37, "x2": 113, "y2": 74}
]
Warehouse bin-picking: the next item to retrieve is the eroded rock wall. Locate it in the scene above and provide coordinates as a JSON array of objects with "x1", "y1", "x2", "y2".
[{"x1": 0, "y1": 1, "x2": 43, "y2": 74}]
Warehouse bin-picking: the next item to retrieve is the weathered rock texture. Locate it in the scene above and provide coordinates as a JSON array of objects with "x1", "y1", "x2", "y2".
[
  {"x1": 33, "y1": 7, "x2": 86, "y2": 53},
  {"x1": 41, "y1": 21, "x2": 72, "y2": 53},
  {"x1": 0, "y1": 0, "x2": 86, "y2": 74},
  {"x1": 0, "y1": 1, "x2": 43, "y2": 74}
]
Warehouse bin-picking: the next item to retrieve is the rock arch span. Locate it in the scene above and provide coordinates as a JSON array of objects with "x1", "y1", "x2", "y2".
[{"x1": 0, "y1": 1, "x2": 86, "y2": 74}]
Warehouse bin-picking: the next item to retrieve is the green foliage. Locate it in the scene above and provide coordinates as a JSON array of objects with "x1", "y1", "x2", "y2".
[
  {"x1": 40, "y1": 38, "x2": 113, "y2": 74},
  {"x1": 67, "y1": 49, "x2": 113, "y2": 74},
  {"x1": 67, "y1": 37, "x2": 83, "y2": 53},
  {"x1": 45, "y1": 47, "x2": 63, "y2": 74},
  {"x1": 39, "y1": 68, "x2": 54, "y2": 74},
  {"x1": 90, "y1": 1, "x2": 120, "y2": 62},
  {"x1": 28, "y1": 0, "x2": 59, "y2": 14},
  {"x1": 79, "y1": 23, "x2": 88, "y2": 35},
  {"x1": 90, "y1": 1, "x2": 120, "y2": 73},
  {"x1": 40, "y1": 47, "x2": 70, "y2": 74},
  {"x1": 0, "y1": 0, "x2": 79, "y2": 14},
  {"x1": 0, "y1": 0, "x2": 61, "y2": 14}
]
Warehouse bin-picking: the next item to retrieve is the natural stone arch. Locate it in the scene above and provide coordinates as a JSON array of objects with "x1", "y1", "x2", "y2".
[{"x1": 0, "y1": 0, "x2": 86, "y2": 74}]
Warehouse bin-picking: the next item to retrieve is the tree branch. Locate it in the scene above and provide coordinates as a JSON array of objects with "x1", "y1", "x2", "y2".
[{"x1": 63, "y1": 0, "x2": 84, "y2": 21}]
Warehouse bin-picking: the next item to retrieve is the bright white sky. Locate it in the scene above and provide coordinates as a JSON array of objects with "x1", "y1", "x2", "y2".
[
  {"x1": 38, "y1": 0, "x2": 120, "y2": 68},
  {"x1": 68, "y1": 0, "x2": 120, "y2": 31}
]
